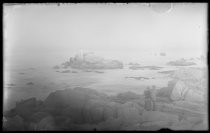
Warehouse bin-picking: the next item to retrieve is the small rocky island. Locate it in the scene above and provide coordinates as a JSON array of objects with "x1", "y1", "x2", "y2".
[
  {"x1": 167, "y1": 58, "x2": 196, "y2": 66},
  {"x1": 129, "y1": 65, "x2": 163, "y2": 70},
  {"x1": 54, "y1": 51, "x2": 124, "y2": 70}
]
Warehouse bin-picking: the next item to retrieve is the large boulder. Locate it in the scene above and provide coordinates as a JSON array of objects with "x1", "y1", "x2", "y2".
[
  {"x1": 97, "y1": 117, "x2": 123, "y2": 130},
  {"x1": 43, "y1": 88, "x2": 93, "y2": 112},
  {"x1": 35, "y1": 116, "x2": 56, "y2": 131},
  {"x1": 61, "y1": 106, "x2": 85, "y2": 124},
  {"x1": 170, "y1": 81, "x2": 189, "y2": 101},
  {"x1": 156, "y1": 80, "x2": 177, "y2": 99},
  {"x1": 13, "y1": 98, "x2": 44, "y2": 121},
  {"x1": 43, "y1": 88, "x2": 102, "y2": 123},
  {"x1": 83, "y1": 100, "x2": 144, "y2": 128},
  {"x1": 96, "y1": 101, "x2": 144, "y2": 131},
  {"x1": 43, "y1": 87, "x2": 116, "y2": 125},
  {"x1": 116, "y1": 101, "x2": 144, "y2": 126},
  {"x1": 170, "y1": 68, "x2": 207, "y2": 103},
  {"x1": 83, "y1": 98, "x2": 119, "y2": 124},
  {"x1": 30, "y1": 112, "x2": 51, "y2": 123}
]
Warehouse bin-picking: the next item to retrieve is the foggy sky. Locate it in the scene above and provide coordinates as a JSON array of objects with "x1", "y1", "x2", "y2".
[{"x1": 4, "y1": 3, "x2": 207, "y2": 62}]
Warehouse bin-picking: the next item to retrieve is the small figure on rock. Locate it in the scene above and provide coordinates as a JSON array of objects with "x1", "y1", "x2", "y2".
[
  {"x1": 144, "y1": 86, "x2": 157, "y2": 111},
  {"x1": 151, "y1": 85, "x2": 157, "y2": 111}
]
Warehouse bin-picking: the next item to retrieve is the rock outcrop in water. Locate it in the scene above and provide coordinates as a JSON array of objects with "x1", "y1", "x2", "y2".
[
  {"x1": 58, "y1": 51, "x2": 123, "y2": 69},
  {"x1": 167, "y1": 58, "x2": 196, "y2": 66},
  {"x1": 53, "y1": 65, "x2": 60, "y2": 69},
  {"x1": 129, "y1": 65, "x2": 163, "y2": 70},
  {"x1": 160, "y1": 52, "x2": 166, "y2": 56}
]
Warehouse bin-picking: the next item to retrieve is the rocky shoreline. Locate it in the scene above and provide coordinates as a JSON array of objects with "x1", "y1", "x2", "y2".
[{"x1": 4, "y1": 64, "x2": 207, "y2": 131}]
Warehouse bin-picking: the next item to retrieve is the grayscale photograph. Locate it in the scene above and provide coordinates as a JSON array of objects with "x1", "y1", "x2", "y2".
[{"x1": 3, "y1": 3, "x2": 208, "y2": 131}]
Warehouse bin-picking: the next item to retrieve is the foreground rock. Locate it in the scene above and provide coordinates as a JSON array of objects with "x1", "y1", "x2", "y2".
[
  {"x1": 157, "y1": 67, "x2": 207, "y2": 105},
  {"x1": 34, "y1": 116, "x2": 56, "y2": 131},
  {"x1": 156, "y1": 80, "x2": 177, "y2": 101},
  {"x1": 170, "y1": 68, "x2": 207, "y2": 104},
  {"x1": 5, "y1": 98, "x2": 44, "y2": 121},
  {"x1": 3, "y1": 84, "x2": 207, "y2": 131},
  {"x1": 3, "y1": 115, "x2": 25, "y2": 131}
]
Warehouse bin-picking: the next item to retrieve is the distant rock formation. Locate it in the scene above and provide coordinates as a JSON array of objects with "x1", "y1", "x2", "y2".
[
  {"x1": 60, "y1": 70, "x2": 71, "y2": 73},
  {"x1": 7, "y1": 83, "x2": 15, "y2": 86},
  {"x1": 167, "y1": 58, "x2": 196, "y2": 66},
  {"x1": 19, "y1": 72, "x2": 25, "y2": 75},
  {"x1": 160, "y1": 52, "x2": 166, "y2": 56},
  {"x1": 128, "y1": 62, "x2": 140, "y2": 66},
  {"x1": 125, "y1": 76, "x2": 151, "y2": 80},
  {"x1": 129, "y1": 65, "x2": 163, "y2": 70},
  {"x1": 57, "y1": 51, "x2": 123, "y2": 70},
  {"x1": 94, "y1": 71, "x2": 104, "y2": 74},
  {"x1": 28, "y1": 68, "x2": 36, "y2": 70},
  {"x1": 158, "y1": 70, "x2": 175, "y2": 75},
  {"x1": 26, "y1": 82, "x2": 34, "y2": 85},
  {"x1": 53, "y1": 65, "x2": 60, "y2": 69}
]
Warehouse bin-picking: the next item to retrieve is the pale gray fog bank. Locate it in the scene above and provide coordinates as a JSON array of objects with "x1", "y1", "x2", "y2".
[{"x1": 3, "y1": 3, "x2": 208, "y2": 131}]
